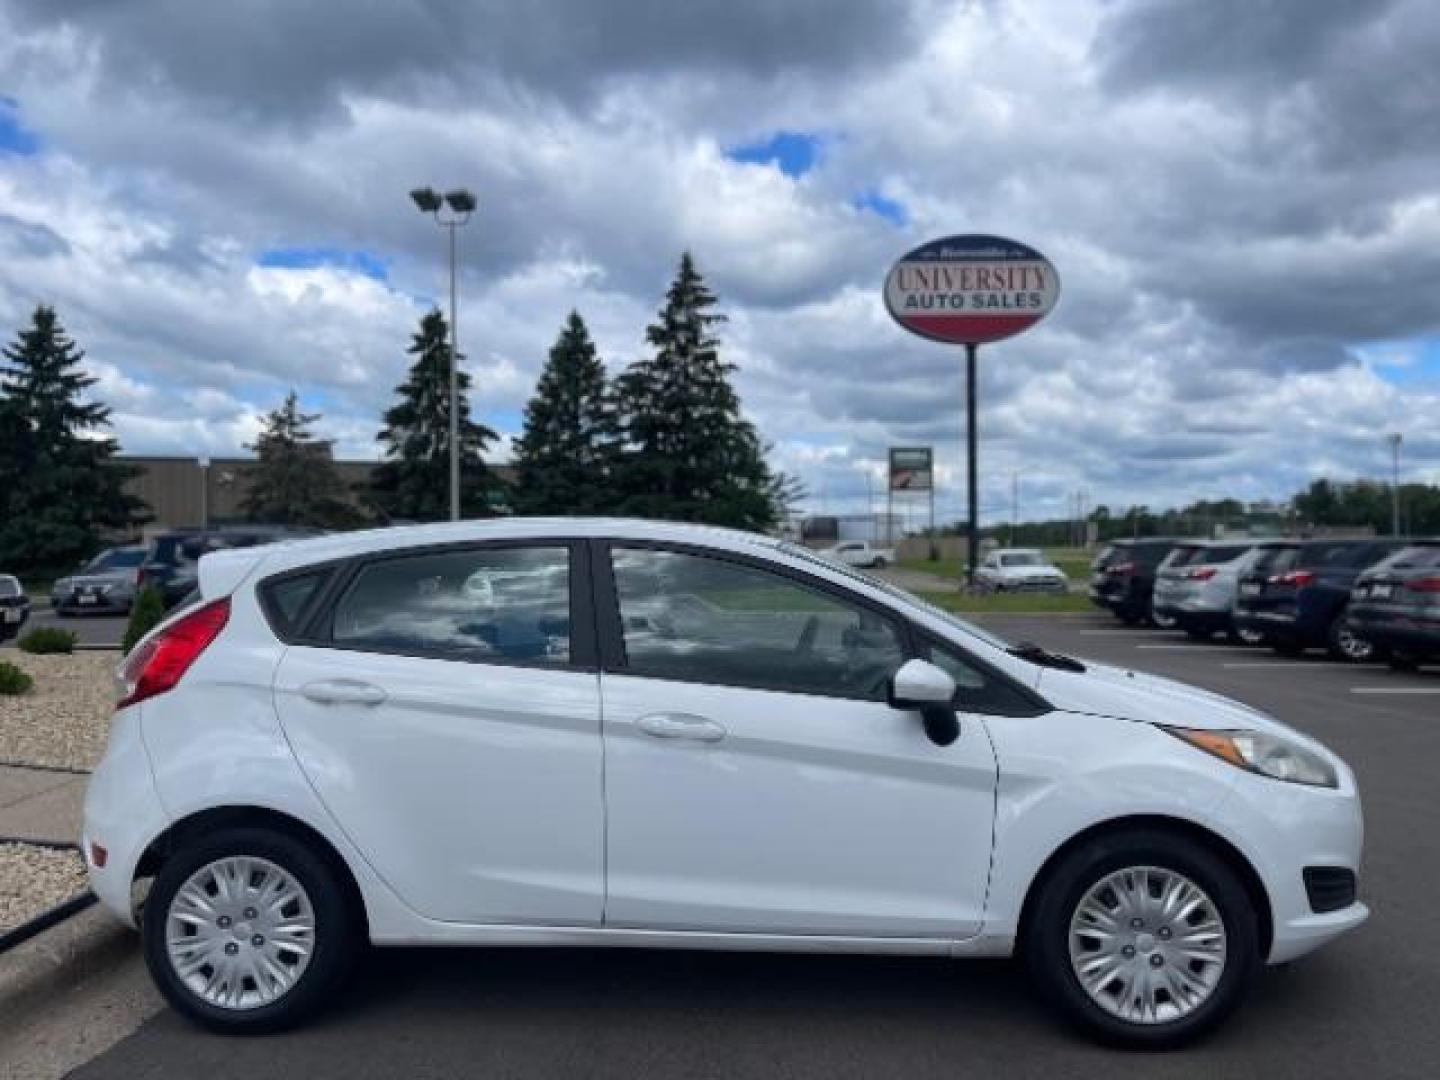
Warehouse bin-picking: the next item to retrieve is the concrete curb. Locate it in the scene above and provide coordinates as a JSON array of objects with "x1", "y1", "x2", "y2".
[{"x1": 0, "y1": 838, "x2": 96, "y2": 957}]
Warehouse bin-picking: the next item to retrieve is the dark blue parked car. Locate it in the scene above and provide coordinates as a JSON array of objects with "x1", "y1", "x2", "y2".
[{"x1": 1233, "y1": 538, "x2": 1409, "y2": 661}]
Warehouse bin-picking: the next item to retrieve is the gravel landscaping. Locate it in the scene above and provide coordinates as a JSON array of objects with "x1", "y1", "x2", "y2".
[
  {"x1": 0, "y1": 842, "x2": 89, "y2": 933},
  {"x1": 0, "y1": 653, "x2": 117, "y2": 771}
]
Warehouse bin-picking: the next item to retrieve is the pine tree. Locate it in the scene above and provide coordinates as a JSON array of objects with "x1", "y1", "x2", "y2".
[
  {"x1": 612, "y1": 253, "x2": 778, "y2": 530},
  {"x1": 367, "y1": 309, "x2": 502, "y2": 521},
  {"x1": 241, "y1": 391, "x2": 361, "y2": 528},
  {"x1": 511, "y1": 311, "x2": 616, "y2": 515},
  {"x1": 0, "y1": 305, "x2": 146, "y2": 573}
]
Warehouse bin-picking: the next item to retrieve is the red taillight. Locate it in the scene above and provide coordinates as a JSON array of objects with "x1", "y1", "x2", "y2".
[
  {"x1": 1187, "y1": 567, "x2": 1218, "y2": 581},
  {"x1": 1408, "y1": 577, "x2": 1440, "y2": 593},
  {"x1": 1109, "y1": 561, "x2": 1137, "y2": 576},
  {"x1": 1271, "y1": 569, "x2": 1315, "y2": 587},
  {"x1": 117, "y1": 597, "x2": 230, "y2": 708}
]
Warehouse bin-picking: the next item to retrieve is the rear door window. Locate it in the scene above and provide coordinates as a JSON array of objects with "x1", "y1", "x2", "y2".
[{"x1": 328, "y1": 545, "x2": 575, "y2": 667}]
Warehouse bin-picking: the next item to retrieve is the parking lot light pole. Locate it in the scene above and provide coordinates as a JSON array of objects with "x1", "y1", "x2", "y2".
[
  {"x1": 1388, "y1": 432, "x2": 1403, "y2": 536},
  {"x1": 410, "y1": 186, "x2": 477, "y2": 522}
]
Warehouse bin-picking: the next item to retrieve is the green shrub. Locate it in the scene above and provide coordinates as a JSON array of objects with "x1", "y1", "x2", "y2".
[
  {"x1": 17, "y1": 626, "x2": 77, "y2": 654},
  {"x1": 123, "y1": 585, "x2": 167, "y2": 654},
  {"x1": 0, "y1": 661, "x2": 33, "y2": 695}
]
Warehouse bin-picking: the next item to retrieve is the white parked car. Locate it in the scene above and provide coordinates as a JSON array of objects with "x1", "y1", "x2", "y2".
[
  {"x1": 976, "y1": 548, "x2": 1069, "y2": 593},
  {"x1": 822, "y1": 540, "x2": 894, "y2": 568},
  {"x1": 85, "y1": 519, "x2": 1365, "y2": 1044}
]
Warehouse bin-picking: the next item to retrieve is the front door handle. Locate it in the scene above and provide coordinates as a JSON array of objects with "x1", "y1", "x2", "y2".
[
  {"x1": 636, "y1": 712, "x2": 726, "y2": 742},
  {"x1": 300, "y1": 679, "x2": 387, "y2": 706}
]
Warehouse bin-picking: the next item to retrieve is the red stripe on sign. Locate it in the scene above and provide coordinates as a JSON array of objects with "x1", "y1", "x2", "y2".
[{"x1": 899, "y1": 313, "x2": 1042, "y2": 345}]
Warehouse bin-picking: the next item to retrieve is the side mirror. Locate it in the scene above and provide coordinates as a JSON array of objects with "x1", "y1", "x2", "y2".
[{"x1": 889, "y1": 658, "x2": 960, "y2": 747}]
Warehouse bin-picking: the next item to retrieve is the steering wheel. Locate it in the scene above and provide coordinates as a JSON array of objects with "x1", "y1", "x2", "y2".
[{"x1": 794, "y1": 614, "x2": 819, "y2": 656}]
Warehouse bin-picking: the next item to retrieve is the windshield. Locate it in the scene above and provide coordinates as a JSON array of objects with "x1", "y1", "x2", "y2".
[
  {"x1": 1000, "y1": 553, "x2": 1043, "y2": 567},
  {"x1": 780, "y1": 541, "x2": 1010, "y2": 650},
  {"x1": 1372, "y1": 544, "x2": 1440, "y2": 572},
  {"x1": 87, "y1": 548, "x2": 145, "y2": 572}
]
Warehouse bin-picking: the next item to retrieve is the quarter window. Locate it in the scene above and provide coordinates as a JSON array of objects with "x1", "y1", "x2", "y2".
[
  {"x1": 611, "y1": 548, "x2": 904, "y2": 700},
  {"x1": 331, "y1": 546, "x2": 571, "y2": 665}
]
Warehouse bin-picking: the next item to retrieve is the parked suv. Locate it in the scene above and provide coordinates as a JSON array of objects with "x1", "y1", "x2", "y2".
[
  {"x1": 1345, "y1": 541, "x2": 1440, "y2": 670},
  {"x1": 1152, "y1": 541, "x2": 1263, "y2": 642},
  {"x1": 138, "y1": 527, "x2": 322, "y2": 608},
  {"x1": 1233, "y1": 539, "x2": 1409, "y2": 661},
  {"x1": 1088, "y1": 538, "x2": 1182, "y2": 624}
]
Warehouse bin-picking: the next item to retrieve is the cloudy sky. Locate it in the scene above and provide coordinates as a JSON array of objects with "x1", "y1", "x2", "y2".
[{"x1": 1, "y1": 0, "x2": 1437, "y2": 525}]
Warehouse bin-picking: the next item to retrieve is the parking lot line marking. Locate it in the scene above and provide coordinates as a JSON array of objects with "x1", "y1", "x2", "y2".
[
  {"x1": 1349, "y1": 687, "x2": 1440, "y2": 695},
  {"x1": 1134, "y1": 644, "x2": 1253, "y2": 651},
  {"x1": 1222, "y1": 662, "x2": 1313, "y2": 669}
]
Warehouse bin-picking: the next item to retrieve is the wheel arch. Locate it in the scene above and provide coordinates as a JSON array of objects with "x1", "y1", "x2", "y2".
[
  {"x1": 1014, "y1": 814, "x2": 1273, "y2": 960},
  {"x1": 133, "y1": 805, "x2": 370, "y2": 939}
]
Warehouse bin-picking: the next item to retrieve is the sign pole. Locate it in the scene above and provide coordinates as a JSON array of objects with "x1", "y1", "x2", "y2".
[{"x1": 965, "y1": 341, "x2": 979, "y2": 589}]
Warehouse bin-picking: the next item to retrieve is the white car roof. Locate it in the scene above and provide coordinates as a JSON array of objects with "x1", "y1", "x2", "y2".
[{"x1": 243, "y1": 517, "x2": 784, "y2": 575}]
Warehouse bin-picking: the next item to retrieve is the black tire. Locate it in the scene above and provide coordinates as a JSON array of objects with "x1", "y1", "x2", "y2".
[
  {"x1": 1271, "y1": 640, "x2": 1304, "y2": 657},
  {"x1": 142, "y1": 826, "x2": 360, "y2": 1034},
  {"x1": 1387, "y1": 652, "x2": 1421, "y2": 672},
  {"x1": 1183, "y1": 627, "x2": 1212, "y2": 641},
  {"x1": 1326, "y1": 619, "x2": 1375, "y2": 664},
  {"x1": 1024, "y1": 828, "x2": 1260, "y2": 1048}
]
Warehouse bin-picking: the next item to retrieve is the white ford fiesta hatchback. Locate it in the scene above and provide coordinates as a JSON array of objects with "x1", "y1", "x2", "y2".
[{"x1": 85, "y1": 519, "x2": 1366, "y2": 1044}]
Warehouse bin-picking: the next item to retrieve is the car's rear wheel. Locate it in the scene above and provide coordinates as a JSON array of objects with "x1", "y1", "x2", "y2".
[
  {"x1": 142, "y1": 827, "x2": 359, "y2": 1033},
  {"x1": 1025, "y1": 829, "x2": 1259, "y2": 1047},
  {"x1": 1150, "y1": 607, "x2": 1179, "y2": 630},
  {"x1": 1387, "y1": 651, "x2": 1421, "y2": 672},
  {"x1": 1327, "y1": 619, "x2": 1375, "y2": 663}
]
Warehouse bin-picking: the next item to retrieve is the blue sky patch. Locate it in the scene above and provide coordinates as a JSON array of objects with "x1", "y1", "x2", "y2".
[
  {"x1": 1363, "y1": 336, "x2": 1440, "y2": 387},
  {"x1": 257, "y1": 246, "x2": 389, "y2": 281},
  {"x1": 0, "y1": 97, "x2": 42, "y2": 156},
  {"x1": 725, "y1": 130, "x2": 823, "y2": 178},
  {"x1": 852, "y1": 189, "x2": 907, "y2": 226}
]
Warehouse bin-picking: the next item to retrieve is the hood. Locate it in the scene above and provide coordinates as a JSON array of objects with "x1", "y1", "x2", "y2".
[{"x1": 1034, "y1": 659, "x2": 1295, "y2": 736}]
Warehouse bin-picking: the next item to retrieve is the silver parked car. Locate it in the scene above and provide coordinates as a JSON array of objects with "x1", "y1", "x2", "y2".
[
  {"x1": 1151, "y1": 540, "x2": 1271, "y2": 642},
  {"x1": 52, "y1": 545, "x2": 147, "y2": 615},
  {"x1": 975, "y1": 548, "x2": 1068, "y2": 593}
]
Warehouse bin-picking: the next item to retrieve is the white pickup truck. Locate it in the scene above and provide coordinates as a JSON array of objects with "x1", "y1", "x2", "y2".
[{"x1": 821, "y1": 541, "x2": 895, "y2": 569}]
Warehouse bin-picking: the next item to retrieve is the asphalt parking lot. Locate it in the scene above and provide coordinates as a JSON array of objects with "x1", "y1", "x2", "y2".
[{"x1": 25, "y1": 613, "x2": 1440, "y2": 1077}]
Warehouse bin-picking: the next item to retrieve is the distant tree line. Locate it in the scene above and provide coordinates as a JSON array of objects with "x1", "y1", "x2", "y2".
[
  {"x1": 0, "y1": 254, "x2": 802, "y2": 575},
  {"x1": 933, "y1": 485, "x2": 1440, "y2": 550}
]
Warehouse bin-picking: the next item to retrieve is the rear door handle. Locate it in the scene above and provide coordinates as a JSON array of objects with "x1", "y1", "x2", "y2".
[
  {"x1": 300, "y1": 679, "x2": 387, "y2": 706},
  {"x1": 636, "y1": 712, "x2": 727, "y2": 743}
]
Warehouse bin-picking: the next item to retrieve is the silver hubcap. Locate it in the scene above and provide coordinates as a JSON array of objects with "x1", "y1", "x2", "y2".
[
  {"x1": 1068, "y1": 866, "x2": 1227, "y2": 1025},
  {"x1": 165, "y1": 856, "x2": 316, "y2": 1010}
]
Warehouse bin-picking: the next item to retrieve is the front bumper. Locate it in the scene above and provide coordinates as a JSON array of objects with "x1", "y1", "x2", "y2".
[{"x1": 1222, "y1": 766, "x2": 1368, "y2": 964}]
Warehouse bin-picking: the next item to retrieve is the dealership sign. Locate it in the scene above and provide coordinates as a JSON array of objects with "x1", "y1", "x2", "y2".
[
  {"x1": 888, "y1": 447, "x2": 933, "y2": 492},
  {"x1": 883, "y1": 234, "x2": 1060, "y2": 345}
]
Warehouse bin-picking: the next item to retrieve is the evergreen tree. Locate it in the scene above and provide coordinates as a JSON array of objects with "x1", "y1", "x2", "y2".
[
  {"x1": 612, "y1": 253, "x2": 778, "y2": 530},
  {"x1": 367, "y1": 309, "x2": 501, "y2": 521},
  {"x1": 0, "y1": 305, "x2": 146, "y2": 573},
  {"x1": 511, "y1": 311, "x2": 615, "y2": 515},
  {"x1": 241, "y1": 391, "x2": 361, "y2": 527}
]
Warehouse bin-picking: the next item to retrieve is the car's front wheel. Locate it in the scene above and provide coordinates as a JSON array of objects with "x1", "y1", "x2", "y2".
[
  {"x1": 1025, "y1": 829, "x2": 1259, "y2": 1047},
  {"x1": 142, "y1": 826, "x2": 359, "y2": 1033}
]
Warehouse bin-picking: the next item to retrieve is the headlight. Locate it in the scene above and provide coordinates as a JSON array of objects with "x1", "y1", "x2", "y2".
[{"x1": 1160, "y1": 725, "x2": 1339, "y2": 788}]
